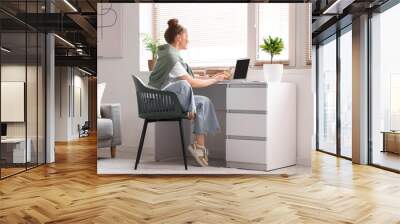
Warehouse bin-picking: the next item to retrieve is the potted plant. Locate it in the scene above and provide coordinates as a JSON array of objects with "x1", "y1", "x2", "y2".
[
  {"x1": 142, "y1": 33, "x2": 159, "y2": 71},
  {"x1": 260, "y1": 36, "x2": 284, "y2": 82}
]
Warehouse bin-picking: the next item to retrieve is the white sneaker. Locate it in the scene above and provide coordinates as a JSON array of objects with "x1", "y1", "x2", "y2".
[
  {"x1": 187, "y1": 144, "x2": 208, "y2": 167},
  {"x1": 195, "y1": 144, "x2": 208, "y2": 166}
]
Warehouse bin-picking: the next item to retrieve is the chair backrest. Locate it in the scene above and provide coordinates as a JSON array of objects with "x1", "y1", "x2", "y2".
[
  {"x1": 132, "y1": 75, "x2": 185, "y2": 120},
  {"x1": 82, "y1": 121, "x2": 90, "y2": 129}
]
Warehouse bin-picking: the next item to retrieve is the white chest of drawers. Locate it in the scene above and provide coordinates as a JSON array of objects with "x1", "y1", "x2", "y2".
[{"x1": 225, "y1": 82, "x2": 296, "y2": 171}]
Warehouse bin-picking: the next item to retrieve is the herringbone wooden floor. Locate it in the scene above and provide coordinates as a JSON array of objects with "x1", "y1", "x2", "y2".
[{"x1": 1, "y1": 135, "x2": 400, "y2": 224}]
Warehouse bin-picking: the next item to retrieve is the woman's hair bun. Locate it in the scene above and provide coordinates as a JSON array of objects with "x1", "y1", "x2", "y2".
[
  {"x1": 167, "y1": 19, "x2": 179, "y2": 27},
  {"x1": 164, "y1": 18, "x2": 185, "y2": 44}
]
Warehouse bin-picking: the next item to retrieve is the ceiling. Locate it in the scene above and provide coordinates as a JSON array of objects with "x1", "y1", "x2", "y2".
[
  {"x1": 0, "y1": 0, "x2": 99, "y2": 75},
  {"x1": 1, "y1": 0, "x2": 396, "y2": 74},
  {"x1": 311, "y1": 0, "x2": 391, "y2": 44}
]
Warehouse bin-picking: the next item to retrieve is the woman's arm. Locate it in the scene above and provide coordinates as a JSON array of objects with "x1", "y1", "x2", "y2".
[
  {"x1": 194, "y1": 74, "x2": 209, "y2": 79},
  {"x1": 194, "y1": 71, "x2": 231, "y2": 80},
  {"x1": 179, "y1": 74, "x2": 224, "y2": 88}
]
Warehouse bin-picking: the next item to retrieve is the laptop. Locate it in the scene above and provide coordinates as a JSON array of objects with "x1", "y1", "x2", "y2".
[{"x1": 218, "y1": 59, "x2": 250, "y2": 83}]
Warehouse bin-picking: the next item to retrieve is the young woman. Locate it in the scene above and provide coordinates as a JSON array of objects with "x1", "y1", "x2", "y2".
[{"x1": 148, "y1": 18, "x2": 227, "y2": 167}]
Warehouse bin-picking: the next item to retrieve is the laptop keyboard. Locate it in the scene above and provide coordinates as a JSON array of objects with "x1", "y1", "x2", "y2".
[{"x1": 217, "y1": 79, "x2": 247, "y2": 84}]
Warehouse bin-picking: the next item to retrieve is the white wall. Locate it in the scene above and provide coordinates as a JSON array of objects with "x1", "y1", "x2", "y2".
[
  {"x1": 55, "y1": 67, "x2": 69, "y2": 141},
  {"x1": 1, "y1": 66, "x2": 26, "y2": 143},
  {"x1": 72, "y1": 74, "x2": 89, "y2": 138},
  {"x1": 55, "y1": 67, "x2": 89, "y2": 141},
  {"x1": 98, "y1": 4, "x2": 155, "y2": 154},
  {"x1": 97, "y1": 3, "x2": 313, "y2": 165},
  {"x1": 1, "y1": 65, "x2": 41, "y2": 137}
]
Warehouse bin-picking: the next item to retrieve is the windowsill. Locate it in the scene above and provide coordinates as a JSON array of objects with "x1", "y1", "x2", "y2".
[
  {"x1": 254, "y1": 60, "x2": 290, "y2": 66},
  {"x1": 140, "y1": 60, "x2": 313, "y2": 73}
]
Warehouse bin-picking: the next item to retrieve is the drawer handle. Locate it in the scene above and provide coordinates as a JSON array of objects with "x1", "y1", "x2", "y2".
[
  {"x1": 227, "y1": 110, "x2": 267, "y2": 114},
  {"x1": 228, "y1": 84, "x2": 267, "y2": 88}
]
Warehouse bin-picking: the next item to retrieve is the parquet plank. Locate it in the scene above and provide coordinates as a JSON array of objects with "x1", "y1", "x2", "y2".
[{"x1": 0, "y1": 134, "x2": 399, "y2": 223}]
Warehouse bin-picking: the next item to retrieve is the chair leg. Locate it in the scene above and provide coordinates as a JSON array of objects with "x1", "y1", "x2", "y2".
[
  {"x1": 110, "y1": 146, "x2": 116, "y2": 158},
  {"x1": 178, "y1": 119, "x2": 188, "y2": 170},
  {"x1": 135, "y1": 120, "x2": 148, "y2": 170}
]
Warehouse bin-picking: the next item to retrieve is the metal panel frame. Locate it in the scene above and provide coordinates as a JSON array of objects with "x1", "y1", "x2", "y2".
[
  {"x1": 367, "y1": 2, "x2": 400, "y2": 172},
  {"x1": 315, "y1": 23, "x2": 353, "y2": 161},
  {"x1": 0, "y1": 0, "x2": 47, "y2": 180}
]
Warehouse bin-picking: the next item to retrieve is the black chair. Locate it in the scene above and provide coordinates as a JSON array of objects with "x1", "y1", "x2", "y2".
[
  {"x1": 132, "y1": 75, "x2": 188, "y2": 170},
  {"x1": 78, "y1": 121, "x2": 90, "y2": 138}
]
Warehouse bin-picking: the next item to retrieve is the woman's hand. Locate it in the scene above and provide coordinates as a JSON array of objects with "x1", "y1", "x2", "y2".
[
  {"x1": 187, "y1": 112, "x2": 196, "y2": 120},
  {"x1": 214, "y1": 74, "x2": 226, "y2": 81},
  {"x1": 213, "y1": 71, "x2": 231, "y2": 80}
]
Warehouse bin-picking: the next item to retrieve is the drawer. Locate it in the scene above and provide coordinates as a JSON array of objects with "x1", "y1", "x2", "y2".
[
  {"x1": 226, "y1": 139, "x2": 266, "y2": 164},
  {"x1": 227, "y1": 87, "x2": 266, "y2": 111},
  {"x1": 13, "y1": 150, "x2": 31, "y2": 163},
  {"x1": 226, "y1": 113, "x2": 266, "y2": 137}
]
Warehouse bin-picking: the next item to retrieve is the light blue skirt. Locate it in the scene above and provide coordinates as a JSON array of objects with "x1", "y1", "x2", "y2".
[{"x1": 163, "y1": 80, "x2": 220, "y2": 135}]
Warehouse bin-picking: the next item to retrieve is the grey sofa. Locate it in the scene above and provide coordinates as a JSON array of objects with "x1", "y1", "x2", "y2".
[{"x1": 97, "y1": 104, "x2": 122, "y2": 158}]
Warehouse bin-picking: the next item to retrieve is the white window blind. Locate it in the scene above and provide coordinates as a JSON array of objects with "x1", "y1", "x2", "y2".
[
  {"x1": 306, "y1": 4, "x2": 312, "y2": 65},
  {"x1": 257, "y1": 4, "x2": 290, "y2": 62},
  {"x1": 139, "y1": 4, "x2": 153, "y2": 71},
  {"x1": 153, "y1": 3, "x2": 248, "y2": 67}
]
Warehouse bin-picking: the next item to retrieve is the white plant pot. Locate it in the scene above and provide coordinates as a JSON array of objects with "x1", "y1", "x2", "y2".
[{"x1": 263, "y1": 64, "x2": 283, "y2": 82}]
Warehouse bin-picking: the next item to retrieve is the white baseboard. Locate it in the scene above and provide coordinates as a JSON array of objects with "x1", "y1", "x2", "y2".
[{"x1": 97, "y1": 145, "x2": 154, "y2": 159}]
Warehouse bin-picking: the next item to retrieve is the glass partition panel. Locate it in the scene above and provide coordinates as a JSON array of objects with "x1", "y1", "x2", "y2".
[
  {"x1": 340, "y1": 29, "x2": 352, "y2": 158},
  {"x1": 37, "y1": 32, "x2": 45, "y2": 165},
  {"x1": 0, "y1": 1, "x2": 47, "y2": 179},
  {"x1": 1, "y1": 30, "x2": 27, "y2": 178},
  {"x1": 27, "y1": 30, "x2": 38, "y2": 169},
  {"x1": 371, "y1": 3, "x2": 400, "y2": 171},
  {"x1": 317, "y1": 37, "x2": 337, "y2": 154}
]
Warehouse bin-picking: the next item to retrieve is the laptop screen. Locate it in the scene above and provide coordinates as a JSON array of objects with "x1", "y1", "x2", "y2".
[{"x1": 233, "y1": 59, "x2": 250, "y2": 79}]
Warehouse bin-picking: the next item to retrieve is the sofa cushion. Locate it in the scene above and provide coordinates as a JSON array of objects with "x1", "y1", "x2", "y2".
[{"x1": 97, "y1": 118, "x2": 113, "y2": 140}]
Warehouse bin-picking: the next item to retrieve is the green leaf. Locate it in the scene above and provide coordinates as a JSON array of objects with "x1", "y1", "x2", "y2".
[
  {"x1": 259, "y1": 35, "x2": 285, "y2": 62},
  {"x1": 141, "y1": 33, "x2": 160, "y2": 59}
]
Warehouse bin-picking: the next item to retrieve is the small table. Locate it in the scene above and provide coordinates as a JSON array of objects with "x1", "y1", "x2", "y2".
[{"x1": 381, "y1": 131, "x2": 400, "y2": 154}]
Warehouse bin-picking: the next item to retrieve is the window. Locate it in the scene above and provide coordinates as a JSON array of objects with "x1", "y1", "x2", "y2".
[
  {"x1": 139, "y1": 4, "x2": 153, "y2": 72},
  {"x1": 146, "y1": 3, "x2": 248, "y2": 67},
  {"x1": 257, "y1": 4, "x2": 290, "y2": 62},
  {"x1": 317, "y1": 37, "x2": 337, "y2": 155},
  {"x1": 139, "y1": 3, "x2": 307, "y2": 70},
  {"x1": 340, "y1": 28, "x2": 352, "y2": 158},
  {"x1": 316, "y1": 26, "x2": 353, "y2": 159},
  {"x1": 371, "y1": 3, "x2": 400, "y2": 171}
]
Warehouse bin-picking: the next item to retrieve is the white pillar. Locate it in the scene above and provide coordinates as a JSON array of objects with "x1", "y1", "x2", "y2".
[{"x1": 46, "y1": 32, "x2": 55, "y2": 164}]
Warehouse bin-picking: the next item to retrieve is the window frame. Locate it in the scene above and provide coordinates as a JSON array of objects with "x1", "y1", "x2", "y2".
[
  {"x1": 253, "y1": 3, "x2": 296, "y2": 66},
  {"x1": 143, "y1": 3, "x2": 300, "y2": 70},
  {"x1": 315, "y1": 25, "x2": 354, "y2": 161}
]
